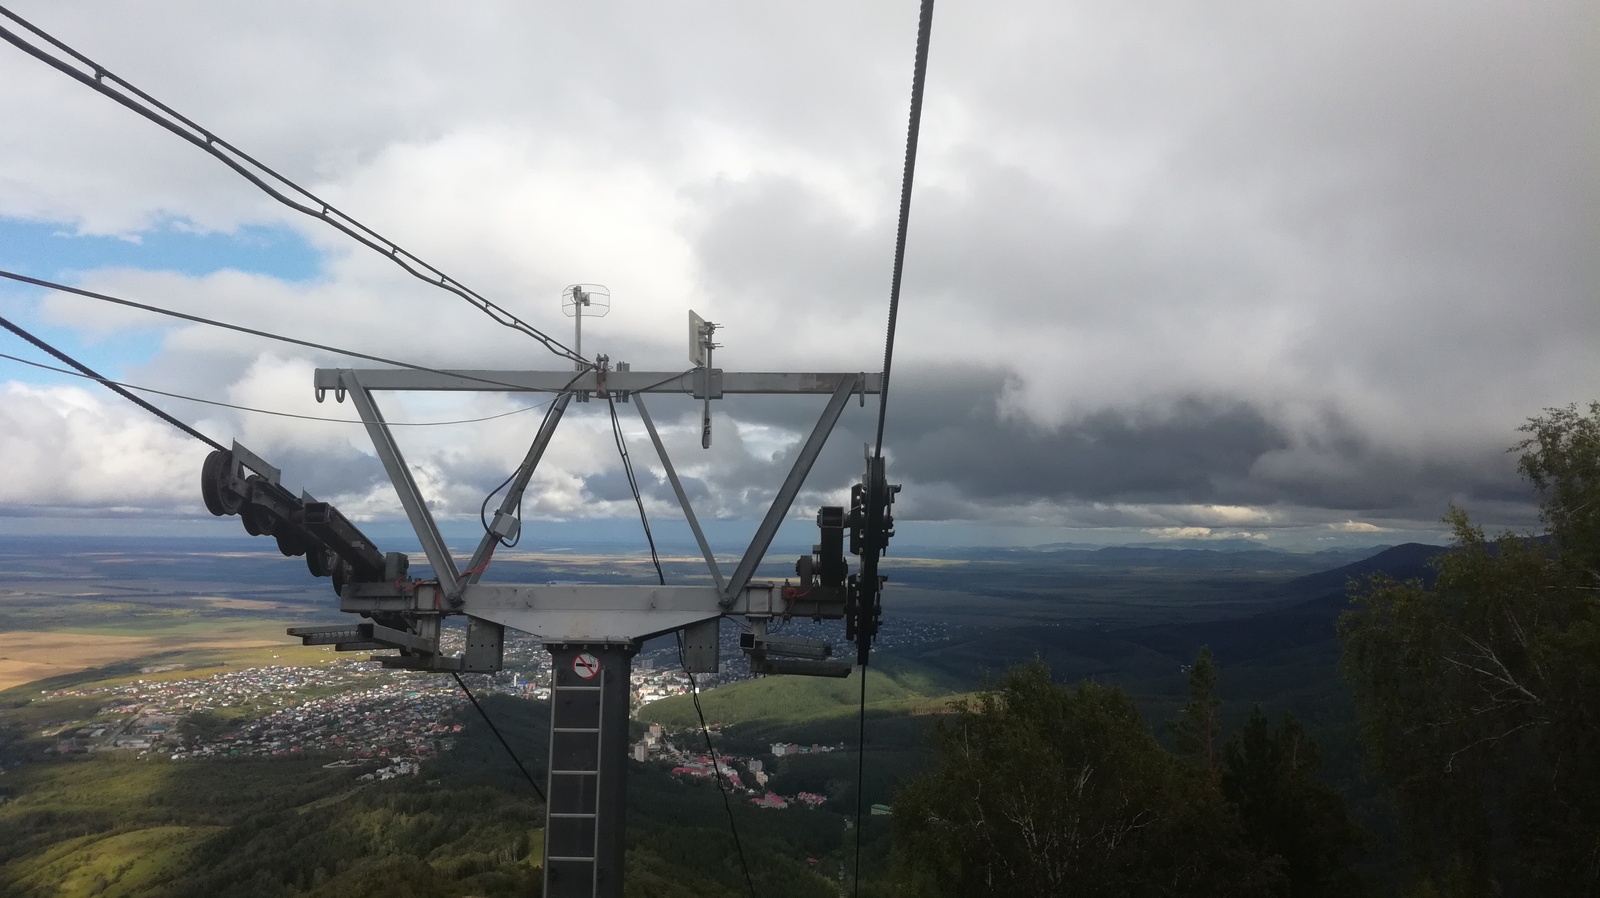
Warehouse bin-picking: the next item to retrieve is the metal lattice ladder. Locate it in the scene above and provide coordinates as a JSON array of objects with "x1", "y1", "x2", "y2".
[{"x1": 544, "y1": 643, "x2": 634, "y2": 898}]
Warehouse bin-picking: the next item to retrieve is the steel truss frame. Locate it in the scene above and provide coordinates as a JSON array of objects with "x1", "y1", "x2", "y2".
[{"x1": 311, "y1": 364, "x2": 880, "y2": 653}]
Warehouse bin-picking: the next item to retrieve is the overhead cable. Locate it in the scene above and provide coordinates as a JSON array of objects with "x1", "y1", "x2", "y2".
[
  {"x1": 856, "y1": 2, "x2": 936, "y2": 894},
  {"x1": 0, "y1": 6, "x2": 587, "y2": 368},
  {"x1": 676, "y1": 631, "x2": 757, "y2": 898},
  {"x1": 0, "y1": 269, "x2": 551, "y2": 394},
  {"x1": 607, "y1": 393, "x2": 665, "y2": 586},
  {"x1": 0, "y1": 351, "x2": 553, "y2": 427},
  {"x1": 0, "y1": 312, "x2": 223, "y2": 450},
  {"x1": 872, "y1": 0, "x2": 934, "y2": 460},
  {"x1": 451, "y1": 672, "x2": 547, "y2": 803}
]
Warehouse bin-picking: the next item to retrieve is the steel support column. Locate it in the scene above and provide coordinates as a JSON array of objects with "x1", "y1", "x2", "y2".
[{"x1": 543, "y1": 642, "x2": 636, "y2": 898}]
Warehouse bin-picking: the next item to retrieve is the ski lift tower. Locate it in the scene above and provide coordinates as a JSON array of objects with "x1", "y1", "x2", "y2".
[{"x1": 204, "y1": 293, "x2": 900, "y2": 898}]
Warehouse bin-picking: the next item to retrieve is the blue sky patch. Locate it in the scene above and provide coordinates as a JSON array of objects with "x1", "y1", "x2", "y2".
[
  {"x1": 0, "y1": 217, "x2": 324, "y2": 283},
  {"x1": 0, "y1": 217, "x2": 324, "y2": 387}
]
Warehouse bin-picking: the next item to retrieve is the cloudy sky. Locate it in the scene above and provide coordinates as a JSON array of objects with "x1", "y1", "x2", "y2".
[{"x1": 0, "y1": 0, "x2": 1593, "y2": 551}]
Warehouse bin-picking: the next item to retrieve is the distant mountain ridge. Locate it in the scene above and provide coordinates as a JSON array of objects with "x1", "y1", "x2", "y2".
[{"x1": 1111, "y1": 542, "x2": 1451, "y2": 666}]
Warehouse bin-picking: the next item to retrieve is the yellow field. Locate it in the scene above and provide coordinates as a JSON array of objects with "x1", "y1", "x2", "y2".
[{"x1": 0, "y1": 630, "x2": 290, "y2": 691}]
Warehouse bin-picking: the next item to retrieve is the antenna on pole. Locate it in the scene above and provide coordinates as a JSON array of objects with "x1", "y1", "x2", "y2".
[
  {"x1": 689, "y1": 310, "x2": 719, "y2": 448},
  {"x1": 563, "y1": 284, "x2": 611, "y2": 371}
]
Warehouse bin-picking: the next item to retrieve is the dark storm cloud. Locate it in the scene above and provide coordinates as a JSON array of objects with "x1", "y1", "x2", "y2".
[
  {"x1": 716, "y1": 363, "x2": 1531, "y2": 522},
  {"x1": 902, "y1": 393, "x2": 1282, "y2": 503}
]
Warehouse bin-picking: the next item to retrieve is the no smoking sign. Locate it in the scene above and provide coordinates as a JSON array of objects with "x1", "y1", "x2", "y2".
[{"x1": 572, "y1": 652, "x2": 601, "y2": 679}]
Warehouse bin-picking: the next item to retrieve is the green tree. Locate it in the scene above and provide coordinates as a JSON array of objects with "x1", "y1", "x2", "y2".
[
  {"x1": 1221, "y1": 706, "x2": 1368, "y2": 897},
  {"x1": 1169, "y1": 646, "x2": 1222, "y2": 775},
  {"x1": 1339, "y1": 402, "x2": 1600, "y2": 894},
  {"x1": 891, "y1": 661, "x2": 1269, "y2": 897}
]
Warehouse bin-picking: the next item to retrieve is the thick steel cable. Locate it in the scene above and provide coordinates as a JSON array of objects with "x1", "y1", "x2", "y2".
[
  {"x1": 856, "y1": 2, "x2": 936, "y2": 894},
  {"x1": 872, "y1": 0, "x2": 935, "y2": 460},
  {"x1": 0, "y1": 269, "x2": 550, "y2": 394},
  {"x1": 0, "y1": 313, "x2": 224, "y2": 450},
  {"x1": 0, "y1": 6, "x2": 587, "y2": 368}
]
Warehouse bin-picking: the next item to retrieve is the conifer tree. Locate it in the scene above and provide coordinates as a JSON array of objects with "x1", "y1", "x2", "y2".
[
  {"x1": 1221, "y1": 706, "x2": 1368, "y2": 897},
  {"x1": 1170, "y1": 646, "x2": 1222, "y2": 775}
]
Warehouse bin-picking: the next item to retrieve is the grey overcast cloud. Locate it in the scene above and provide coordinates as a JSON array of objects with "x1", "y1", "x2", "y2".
[{"x1": 0, "y1": 1, "x2": 1593, "y2": 549}]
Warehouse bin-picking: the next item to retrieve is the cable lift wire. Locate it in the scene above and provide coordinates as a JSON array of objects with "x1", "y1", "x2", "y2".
[
  {"x1": 854, "y1": 1, "x2": 936, "y2": 893},
  {"x1": 0, "y1": 269, "x2": 559, "y2": 395},
  {"x1": 607, "y1": 393, "x2": 666, "y2": 586},
  {"x1": 0, "y1": 5, "x2": 587, "y2": 368},
  {"x1": 0, "y1": 351, "x2": 556, "y2": 427},
  {"x1": 451, "y1": 672, "x2": 548, "y2": 803},
  {"x1": 0, "y1": 312, "x2": 225, "y2": 451},
  {"x1": 676, "y1": 630, "x2": 758, "y2": 898}
]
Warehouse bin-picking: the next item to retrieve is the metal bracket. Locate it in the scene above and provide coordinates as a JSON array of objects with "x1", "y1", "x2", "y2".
[
  {"x1": 230, "y1": 440, "x2": 281, "y2": 485},
  {"x1": 288, "y1": 621, "x2": 438, "y2": 653},
  {"x1": 681, "y1": 618, "x2": 720, "y2": 673},
  {"x1": 463, "y1": 617, "x2": 504, "y2": 672}
]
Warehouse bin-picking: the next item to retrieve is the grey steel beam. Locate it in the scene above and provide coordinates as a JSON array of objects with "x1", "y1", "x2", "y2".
[
  {"x1": 343, "y1": 580, "x2": 844, "y2": 618},
  {"x1": 344, "y1": 375, "x2": 461, "y2": 592},
  {"x1": 463, "y1": 391, "x2": 574, "y2": 586},
  {"x1": 632, "y1": 395, "x2": 724, "y2": 593},
  {"x1": 316, "y1": 368, "x2": 881, "y2": 396},
  {"x1": 477, "y1": 608, "x2": 718, "y2": 646},
  {"x1": 471, "y1": 583, "x2": 773, "y2": 615},
  {"x1": 722, "y1": 378, "x2": 856, "y2": 602},
  {"x1": 333, "y1": 580, "x2": 848, "y2": 646}
]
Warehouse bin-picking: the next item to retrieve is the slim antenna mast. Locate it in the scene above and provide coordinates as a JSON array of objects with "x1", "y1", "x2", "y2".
[{"x1": 563, "y1": 284, "x2": 610, "y2": 371}]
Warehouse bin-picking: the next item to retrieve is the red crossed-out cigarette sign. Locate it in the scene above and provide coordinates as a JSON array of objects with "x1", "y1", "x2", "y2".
[{"x1": 572, "y1": 652, "x2": 601, "y2": 679}]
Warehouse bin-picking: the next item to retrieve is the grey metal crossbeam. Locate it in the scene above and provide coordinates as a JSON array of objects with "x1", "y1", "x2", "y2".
[
  {"x1": 315, "y1": 367, "x2": 881, "y2": 396},
  {"x1": 332, "y1": 581, "x2": 847, "y2": 645}
]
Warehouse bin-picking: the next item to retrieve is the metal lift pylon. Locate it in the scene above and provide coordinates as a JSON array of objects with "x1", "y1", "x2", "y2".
[{"x1": 238, "y1": 348, "x2": 897, "y2": 898}]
